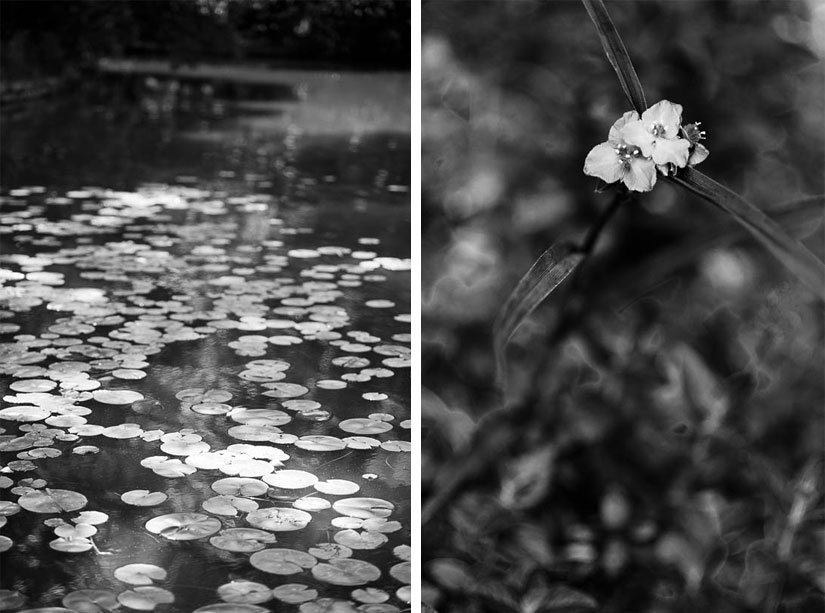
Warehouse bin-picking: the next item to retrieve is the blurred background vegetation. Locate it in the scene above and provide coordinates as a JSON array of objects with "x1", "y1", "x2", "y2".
[
  {"x1": 0, "y1": 0, "x2": 410, "y2": 82},
  {"x1": 422, "y1": 1, "x2": 824, "y2": 612}
]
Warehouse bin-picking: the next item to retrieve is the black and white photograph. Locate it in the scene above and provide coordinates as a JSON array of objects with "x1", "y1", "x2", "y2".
[
  {"x1": 2, "y1": 0, "x2": 825, "y2": 612},
  {"x1": 422, "y1": 1, "x2": 823, "y2": 612},
  {"x1": 0, "y1": 1, "x2": 411, "y2": 611}
]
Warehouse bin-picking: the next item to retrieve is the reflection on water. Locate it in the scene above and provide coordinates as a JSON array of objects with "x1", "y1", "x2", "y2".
[{"x1": 0, "y1": 70, "x2": 410, "y2": 611}]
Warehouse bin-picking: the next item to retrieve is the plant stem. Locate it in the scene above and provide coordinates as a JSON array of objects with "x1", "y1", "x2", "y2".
[{"x1": 579, "y1": 190, "x2": 628, "y2": 255}]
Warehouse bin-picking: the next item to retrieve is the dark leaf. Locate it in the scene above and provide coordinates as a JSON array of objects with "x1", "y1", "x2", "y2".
[
  {"x1": 581, "y1": 0, "x2": 647, "y2": 114},
  {"x1": 668, "y1": 169, "x2": 825, "y2": 300},
  {"x1": 494, "y1": 242, "x2": 584, "y2": 381}
]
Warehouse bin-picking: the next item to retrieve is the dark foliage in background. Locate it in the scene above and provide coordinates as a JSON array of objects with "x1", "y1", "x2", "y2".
[
  {"x1": 422, "y1": 1, "x2": 823, "y2": 611},
  {"x1": 0, "y1": 0, "x2": 410, "y2": 80}
]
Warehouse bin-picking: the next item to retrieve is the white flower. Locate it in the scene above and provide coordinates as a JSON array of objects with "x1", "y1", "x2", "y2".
[
  {"x1": 621, "y1": 100, "x2": 691, "y2": 168},
  {"x1": 583, "y1": 111, "x2": 657, "y2": 192}
]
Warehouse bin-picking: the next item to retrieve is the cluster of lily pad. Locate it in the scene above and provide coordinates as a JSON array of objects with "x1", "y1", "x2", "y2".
[{"x1": 0, "y1": 182, "x2": 411, "y2": 611}]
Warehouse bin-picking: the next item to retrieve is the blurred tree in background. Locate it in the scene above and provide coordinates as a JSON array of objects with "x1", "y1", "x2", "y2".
[
  {"x1": 0, "y1": 0, "x2": 410, "y2": 82},
  {"x1": 422, "y1": 1, "x2": 824, "y2": 612}
]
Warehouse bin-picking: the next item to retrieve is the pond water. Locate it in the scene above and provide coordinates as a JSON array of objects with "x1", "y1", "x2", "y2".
[{"x1": 0, "y1": 69, "x2": 411, "y2": 612}]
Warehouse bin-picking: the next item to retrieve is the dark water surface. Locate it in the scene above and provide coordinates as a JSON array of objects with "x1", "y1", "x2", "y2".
[{"x1": 0, "y1": 70, "x2": 411, "y2": 612}]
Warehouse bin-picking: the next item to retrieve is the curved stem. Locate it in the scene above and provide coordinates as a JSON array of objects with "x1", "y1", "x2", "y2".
[{"x1": 578, "y1": 190, "x2": 629, "y2": 255}]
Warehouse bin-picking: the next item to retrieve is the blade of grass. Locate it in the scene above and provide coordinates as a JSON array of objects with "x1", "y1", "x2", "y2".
[
  {"x1": 582, "y1": 0, "x2": 647, "y2": 114},
  {"x1": 494, "y1": 242, "x2": 584, "y2": 383},
  {"x1": 667, "y1": 169, "x2": 825, "y2": 299}
]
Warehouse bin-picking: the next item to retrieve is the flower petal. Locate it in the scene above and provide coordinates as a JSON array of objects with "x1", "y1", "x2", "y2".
[
  {"x1": 584, "y1": 142, "x2": 624, "y2": 183},
  {"x1": 622, "y1": 157, "x2": 657, "y2": 192},
  {"x1": 621, "y1": 120, "x2": 655, "y2": 156},
  {"x1": 688, "y1": 143, "x2": 709, "y2": 166},
  {"x1": 641, "y1": 100, "x2": 683, "y2": 136},
  {"x1": 650, "y1": 136, "x2": 690, "y2": 167},
  {"x1": 608, "y1": 111, "x2": 640, "y2": 144}
]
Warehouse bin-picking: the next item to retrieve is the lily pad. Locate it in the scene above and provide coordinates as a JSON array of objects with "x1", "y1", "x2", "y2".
[
  {"x1": 211, "y1": 477, "x2": 268, "y2": 497},
  {"x1": 311, "y1": 559, "x2": 381, "y2": 586},
  {"x1": 316, "y1": 380, "x2": 347, "y2": 390},
  {"x1": 379, "y1": 441, "x2": 411, "y2": 453},
  {"x1": 343, "y1": 437, "x2": 381, "y2": 450},
  {"x1": 18, "y1": 489, "x2": 88, "y2": 513},
  {"x1": 92, "y1": 389, "x2": 144, "y2": 405},
  {"x1": 191, "y1": 402, "x2": 232, "y2": 415},
  {"x1": 294, "y1": 436, "x2": 346, "y2": 452},
  {"x1": 54, "y1": 523, "x2": 97, "y2": 538},
  {"x1": 62, "y1": 590, "x2": 119, "y2": 612},
  {"x1": 361, "y1": 518, "x2": 402, "y2": 533},
  {"x1": 114, "y1": 563, "x2": 168, "y2": 585},
  {"x1": 149, "y1": 458, "x2": 197, "y2": 478},
  {"x1": 338, "y1": 419, "x2": 392, "y2": 435},
  {"x1": 260, "y1": 383, "x2": 308, "y2": 398},
  {"x1": 10, "y1": 379, "x2": 57, "y2": 393},
  {"x1": 389, "y1": 562, "x2": 411, "y2": 583},
  {"x1": 351, "y1": 588, "x2": 390, "y2": 604},
  {"x1": 49, "y1": 537, "x2": 93, "y2": 552},
  {"x1": 145, "y1": 513, "x2": 222, "y2": 540},
  {"x1": 293, "y1": 497, "x2": 332, "y2": 512},
  {"x1": 202, "y1": 495, "x2": 259, "y2": 517},
  {"x1": 333, "y1": 529, "x2": 388, "y2": 550},
  {"x1": 176, "y1": 388, "x2": 232, "y2": 404},
  {"x1": 297, "y1": 598, "x2": 360, "y2": 613},
  {"x1": 394, "y1": 544, "x2": 411, "y2": 561},
  {"x1": 314, "y1": 479, "x2": 360, "y2": 496},
  {"x1": 263, "y1": 470, "x2": 318, "y2": 490},
  {"x1": 216, "y1": 581, "x2": 272, "y2": 604},
  {"x1": 117, "y1": 587, "x2": 174, "y2": 611},
  {"x1": 0, "y1": 406, "x2": 51, "y2": 422},
  {"x1": 249, "y1": 548, "x2": 318, "y2": 574},
  {"x1": 72, "y1": 511, "x2": 109, "y2": 525},
  {"x1": 229, "y1": 408, "x2": 291, "y2": 427},
  {"x1": 227, "y1": 424, "x2": 284, "y2": 442},
  {"x1": 160, "y1": 439, "x2": 211, "y2": 456},
  {"x1": 396, "y1": 586, "x2": 411, "y2": 604},
  {"x1": 271, "y1": 584, "x2": 318, "y2": 604},
  {"x1": 363, "y1": 393, "x2": 389, "y2": 401},
  {"x1": 281, "y1": 400, "x2": 321, "y2": 412},
  {"x1": 332, "y1": 498, "x2": 394, "y2": 520},
  {"x1": 331, "y1": 517, "x2": 364, "y2": 529},
  {"x1": 121, "y1": 490, "x2": 168, "y2": 507},
  {"x1": 226, "y1": 444, "x2": 289, "y2": 462},
  {"x1": 246, "y1": 507, "x2": 312, "y2": 532},
  {"x1": 209, "y1": 528, "x2": 277, "y2": 553},
  {"x1": 102, "y1": 423, "x2": 144, "y2": 439},
  {"x1": 308, "y1": 543, "x2": 353, "y2": 561}
]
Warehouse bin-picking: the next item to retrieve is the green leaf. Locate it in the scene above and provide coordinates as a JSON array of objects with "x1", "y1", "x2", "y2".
[
  {"x1": 494, "y1": 242, "x2": 584, "y2": 381},
  {"x1": 582, "y1": 0, "x2": 647, "y2": 114},
  {"x1": 668, "y1": 169, "x2": 825, "y2": 300}
]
